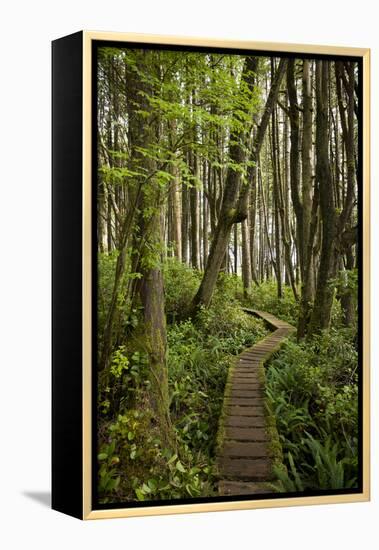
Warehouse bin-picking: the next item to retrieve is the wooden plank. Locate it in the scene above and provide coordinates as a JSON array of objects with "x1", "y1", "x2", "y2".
[
  {"x1": 218, "y1": 457, "x2": 272, "y2": 480},
  {"x1": 225, "y1": 426, "x2": 269, "y2": 441},
  {"x1": 229, "y1": 389, "x2": 263, "y2": 397},
  {"x1": 222, "y1": 441, "x2": 268, "y2": 458},
  {"x1": 232, "y1": 374, "x2": 260, "y2": 380},
  {"x1": 226, "y1": 405, "x2": 265, "y2": 417},
  {"x1": 224, "y1": 416, "x2": 266, "y2": 428},
  {"x1": 232, "y1": 384, "x2": 261, "y2": 391},
  {"x1": 225, "y1": 397, "x2": 265, "y2": 406}
]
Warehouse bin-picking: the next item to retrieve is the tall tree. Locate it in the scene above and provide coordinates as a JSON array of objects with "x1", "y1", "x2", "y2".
[
  {"x1": 192, "y1": 57, "x2": 287, "y2": 312},
  {"x1": 297, "y1": 59, "x2": 317, "y2": 337},
  {"x1": 308, "y1": 61, "x2": 337, "y2": 335}
]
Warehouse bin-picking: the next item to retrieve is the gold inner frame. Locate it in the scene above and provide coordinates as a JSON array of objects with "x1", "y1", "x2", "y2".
[{"x1": 82, "y1": 31, "x2": 371, "y2": 520}]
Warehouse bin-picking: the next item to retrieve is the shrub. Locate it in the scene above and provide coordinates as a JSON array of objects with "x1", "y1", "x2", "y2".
[
  {"x1": 97, "y1": 272, "x2": 268, "y2": 503},
  {"x1": 163, "y1": 258, "x2": 201, "y2": 320},
  {"x1": 266, "y1": 328, "x2": 358, "y2": 492},
  {"x1": 246, "y1": 280, "x2": 299, "y2": 325}
]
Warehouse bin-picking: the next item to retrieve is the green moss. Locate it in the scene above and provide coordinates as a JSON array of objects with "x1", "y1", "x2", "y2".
[{"x1": 215, "y1": 356, "x2": 236, "y2": 461}]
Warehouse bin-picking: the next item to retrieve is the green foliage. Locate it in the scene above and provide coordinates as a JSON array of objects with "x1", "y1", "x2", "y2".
[
  {"x1": 97, "y1": 251, "x2": 142, "y2": 347},
  {"x1": 98, "y1": 345, "x2": 149, "y2": 419},
  {"x1": 197, "y1": 299, "x2": 267, "y2": 356},
  {"x1": 266, "y1": 328, "x2": 358, "y2": 492},
  {"x1": 163, "y1": 259, "x2": 202, "y2": 320},
  {"x1": 109, "y1": 345, "x2": 129, "y2": 378},
  {"x1": 333, "y1": 268, "x2": 358, "y2": 294},
  {"x1": 97, "y1": 440, "x2": 121, "y2": 495},
  {"x1": 98, "y1": 48, "x2": 262, "y2": 204},
  {"x1": 246, "y1": 280, "x2": 299, "y2": 325},
  {"x1": 97, "y1": 266, "x2": 267, "y2": 503},
  {"x1": 97, "y1": 251, "x2": 119, "y2": 338},
  {"x1": 98, "y1": 248, "x2": 358, "y2": 501}
]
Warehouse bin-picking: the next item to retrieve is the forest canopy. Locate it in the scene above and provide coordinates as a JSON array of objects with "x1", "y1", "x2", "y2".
[{"x1": 96, "y1": 46, "x2": 360, "y2": 504}]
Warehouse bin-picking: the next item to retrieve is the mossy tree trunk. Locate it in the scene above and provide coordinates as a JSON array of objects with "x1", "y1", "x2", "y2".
[
  {"x1": 308, "y1": 61, "x2": 337, "y2": 335},
  {"x1": 127, "y1": 51, "x2": 175, "y2": 447},
  {"x1": 298, "y1": 59, "x2": 317, "y2": 338},
  {"x1": 139, "y1": 203, "x2": 174, "y2": 448}
]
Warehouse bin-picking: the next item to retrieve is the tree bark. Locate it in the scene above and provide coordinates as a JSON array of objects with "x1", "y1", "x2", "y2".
[
  {"x1": 168, "y1": 165, "x2": 182, "y2": 261},
  {"x1": 287, "y1": 59, "x2": 304, "y2": 278},
  {"x1": 241, "y1": 219, "x2": 252, "y2": 295},
  {"x1": 189, "y1": 152, "x2": 200, "y2": 269},
  {"x1": 308, "y1": 61, "x2": 337, "y2": 335},
  {"x1": 297, "y1": 59, "x2": 316, "y2": 337},
  {"x1": 271, "y1": 77, "x2": 283, "y2": 298},
  {"x1": 181, "y1": 183, "x2": 189, "y2": 264}
]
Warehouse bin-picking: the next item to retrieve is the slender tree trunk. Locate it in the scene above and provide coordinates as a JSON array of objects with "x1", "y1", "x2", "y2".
[
  {"x1": 339, "y1": 247, "x2": 356, "y2": 326},
  {"x1": 298, "y1": 59, "x2": 316, "y2": 337},
  {"x1": 241, "y1": 219, "x2": 252, "y2": 295},
  {"x1": 181, "y1": 184, "x2": 189, "y2": 264},
  {"x1": 233, "y1": 225, "x2": 238, "y2": 274},
  {"x1": 287, "y1": 59, "x2": 304, "y2": 278},
  {"x1": 189, "y1": 149, "x2": 200, "y2": 270},
  {"x1": 168, "y1": 166, "x2": 182, "y2": 260},
  {"x1": 271, "y1": 78, "x2": 282, "y2": 298},
  {"x1": 203, "y1": 162, "x2": 209, "y2": 267},
  {"x1": 249, "y1": 185, "x2": 259, "y2": 284}
]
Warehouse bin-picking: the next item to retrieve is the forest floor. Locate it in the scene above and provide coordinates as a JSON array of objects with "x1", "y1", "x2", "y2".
[{"x1": 98, "y1": 261, "x2": 359, "y2": 503}]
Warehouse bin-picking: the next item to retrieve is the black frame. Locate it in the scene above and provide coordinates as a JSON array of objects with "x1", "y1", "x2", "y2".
[{"x1": 52, "y1": 31, "x2": 83, "y2": 519}]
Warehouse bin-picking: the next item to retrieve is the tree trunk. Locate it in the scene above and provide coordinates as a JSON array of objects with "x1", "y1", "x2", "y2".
[
  {"x1": 249, "y1": 185, "x2": 259, "y2": 284},
  {"x1": 308, "y1": 61, "x2": 337, "y2": 335},
  {"x1": 168, "y1": 166, "x2": 182, "y2": 261},
  {"x1": 123, "y1": 51, "x2": 174, "y2": 446},
  {"x1": 287, "y1": 59, "x2": 304, "y2": 278},
  {"x1": 271, "y1": 77, "x2": 283, "y2": 298},
  {"x1": 181, "y1": 183, "x2": 189, "y2": 264},
  {"x1": 139, "y1": 203, "x2": 174, "y2": 447},
  {"x1": 241, "y1": 219, "x2": 252, "y2": 295},
  {"x1": 189, "y1": 150, "x2": 200, "y2": 270},
  {"x1": 298, "y1": 59, "x2": 316, "y2": 337}
]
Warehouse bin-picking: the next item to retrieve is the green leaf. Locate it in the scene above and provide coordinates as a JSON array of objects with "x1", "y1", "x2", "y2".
[
  {"x1": 135, "y1": 488, "x2": 145, "y2": 501},
  {"x1": 97, "y1": 453, "x2": 107, "y2": 461},
  {"x1": 176, "y1": 460, "x2": 186, "y2": 473},
  {"x1": 107, "y1": 476, "x2": 120, "y2": 491},
  {"x1": 142, "y1": 483, "x2": 151, "y2": 494},
  {"x1": 167, "y1": 453, "x2": 178, "y2": 465},
  {"x1": 147, "y1": 479, "x2": 157, "y2": 491}
]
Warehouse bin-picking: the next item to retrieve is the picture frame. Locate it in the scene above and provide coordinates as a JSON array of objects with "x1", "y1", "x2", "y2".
[{"x1": 52, "y1": 30, "x2": 370, "y2": 520}]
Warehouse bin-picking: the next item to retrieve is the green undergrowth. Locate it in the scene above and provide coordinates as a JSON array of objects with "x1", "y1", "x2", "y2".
[
  {"x1": 265, "y1": 328, "x2": 359, "y2": 492},
  {"x1": 97, "y1": 259, "x2": 358, "y2": 502},
  {"x1": 244, "y1": 281, "x2": 299, "y2": 325},
  {"x1": 97, "y1": 260, "x2": 267, "y2": 503}
]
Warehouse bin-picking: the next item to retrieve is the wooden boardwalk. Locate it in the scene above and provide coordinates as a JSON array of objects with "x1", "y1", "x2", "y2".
[{"x1": 217, "y1": 309, "x2": 295, "y2": 496}]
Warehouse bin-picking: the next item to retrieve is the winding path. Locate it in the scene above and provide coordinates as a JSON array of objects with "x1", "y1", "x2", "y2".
[{"x1": 217, "y1": 309, "x2": 295, "y2": 496}]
